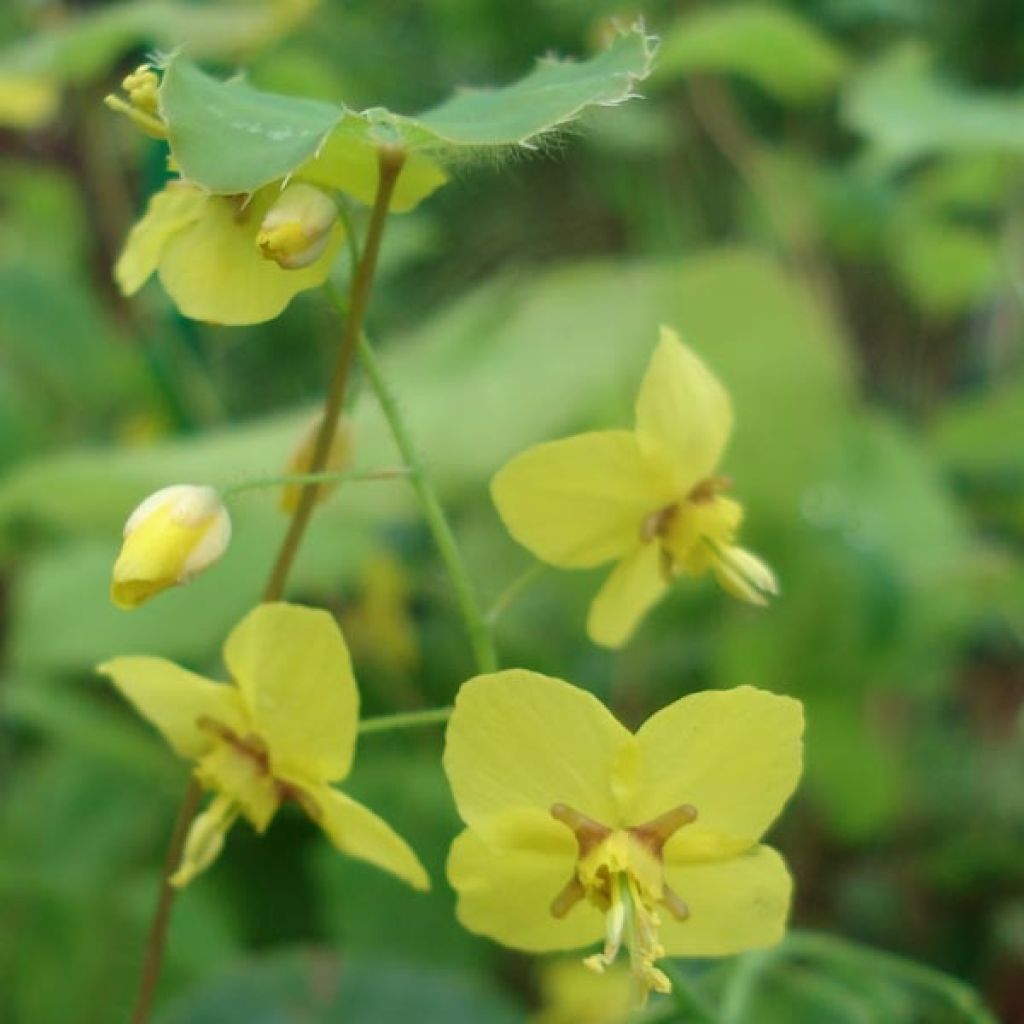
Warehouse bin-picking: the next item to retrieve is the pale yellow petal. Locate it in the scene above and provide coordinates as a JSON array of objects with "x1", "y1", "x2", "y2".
[
  {"x1": 299, "y1": 135, "x2": 447, "y2": 212},
  {"x1": 630, "y1": 686, "x2": 803, "y2": 846},
  {"x1": 115, "y1": 183, "x2": 206, "y2": 295},
  {"x1": 443, "y1": 670, "x2": 634, "y2": 827},
  {"x1": 491, "y1": 431, "x2": 676, "y2": 569},
  {"x1": 170, "y1": 793, "x2": 239, "y2": 888},
  {"x1": 634, "y1": 327, "x2": 733, "y2": 488},
  {"x1": 97, "y1": 656, "x2": 247, "y2": 760},
  {"x1": 224, "y1": 603, "x2": 358, "y2": 782},
  {"x1": 586, "y1": 542, "x2": 669, "y2": 649},
  {"x1": 158, "y1": 186, "x2": 341, "y2": 325},
  {"x1": 447, "y1": 811, "x2": 604, "y2": 953},
  {"x1": 660, "y1": 845, "x2": 792, "y2": 956},
  {"x1": 307, "y1": 783, "x2": 429, "y2": 891}
]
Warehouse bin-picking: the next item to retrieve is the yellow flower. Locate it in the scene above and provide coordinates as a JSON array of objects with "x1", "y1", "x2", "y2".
[
  {"x1": 257, "y1": 182, "x2": 340, "y2": 269},
  {"x1": 279, "y1": 414, "x2": 354, "y2": 514},
  {"x1": 99, "y1": 602, "x2": 429, "y2": 890},
  {"x1": 111, "y1": 484, "x2": 230, "y2": 610},
  {"x1": 491, "y1": 327, "x2": 778, "y2": 648},
  {"x1": 444, "y1": 672, "x2": 802, "y2": 1003},
  {"x1": 115, "y1": 180, "x2": 343, "y2": 325},
  {"x1": 533, "y1": 958, "x2": 634, "y2": 1024}
]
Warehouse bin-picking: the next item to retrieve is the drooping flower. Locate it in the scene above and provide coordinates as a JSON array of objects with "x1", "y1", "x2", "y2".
[
  {"x1": 491, "y1": 326, "x2": 778, "y2": 648},
  {"x1": 111, "y1": 484, "x2": 231, "y2": 610},
  {"x1": 257, "y1": 182, "x2": 341, "y2": 269},
  {"x1": 99, "y1": 602, "x2": 429, "y2": 890},
  {"x1": 444, "y1": 671, "x2": 802, "y2": 1003},
  {"x1": 278, "y1": 413, "x2": 354, "y2": 514}
]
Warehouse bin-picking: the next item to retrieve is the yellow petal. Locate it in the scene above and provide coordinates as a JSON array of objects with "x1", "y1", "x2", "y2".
[
  {"x1": 97, "y1": 656, "x2": 247, "y2": 760},
  {"x1": 304, "y1": 782, "x2": 430, "y2": 891},
  {"x1": 586, "y1": 542, "x2": 669, "y2": 649},
  {"x1": 634, "y1": 327, "x2": 733, "y2": 489},
  {"x1": 299, "y1": 136, "x2": 447, "y2": 212},
  {"x1": 170, "y1": 793, "x2": 239, "y2": 888},
  {"x1": 660, "y1": 845, "x2": 792, "y2": 956},
  {"x1": 115, "y1": 183, "x2": 206, "y2": 295},
  {"x1": 443, "y1": 669, "x2": 634, "y2": 827},
  {"x1": 223, "y1": 603, "x2": 358, "y2": 782},
  {"x1": 0, "y1": 74, "x2": 59, "y2": 129},
  {"x1": 491, "y1": 431, "x2": 676, "y2": 569},
  {"x1": 630, "y1": 686, "x2": 803, "y2": 845},
  {"x1": 447, "y1": 810, "x2": 604, "y2": 952},
  {"x1": 158, "y1": 186, "x2": 342, "y2": 325},
  {"x1": 195, "y1": 744, "x2": 281, "y2": 831}
]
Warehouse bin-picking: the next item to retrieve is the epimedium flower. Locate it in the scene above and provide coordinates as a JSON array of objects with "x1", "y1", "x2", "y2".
[
  {"x1": 444, "y1": 671, "x2": 803, "y2": 1003},
  {"x1": 111, "y1": 484, "x2": 231, "y2": 610},
  {"x1": 99, "y1": 602, "x2": 429, "y2": 890},
  {"x1": 491, "y1": 326, "x2": 778, "y2": 648}
]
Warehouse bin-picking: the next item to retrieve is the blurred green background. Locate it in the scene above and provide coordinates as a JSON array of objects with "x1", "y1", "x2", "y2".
[{"x1": 0, "y1": 1, "x2": 1021, "y2": 1022}]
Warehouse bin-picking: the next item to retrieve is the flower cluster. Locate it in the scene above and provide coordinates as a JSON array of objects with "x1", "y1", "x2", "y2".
[{"x1": 102, "y1": 54, "x2": 803, "y2": 1012}]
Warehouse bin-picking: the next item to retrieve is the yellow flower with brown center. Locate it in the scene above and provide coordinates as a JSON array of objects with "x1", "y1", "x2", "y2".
[
  {"x1": 444, "y1": 671, "x2": 802, "y2": 1002},
  {"x1": 99, "y1": 602, "x2": 429, "y2": 890},
  {"x1": 491, "y1": 327, "x2": 778, "y2": 648}
]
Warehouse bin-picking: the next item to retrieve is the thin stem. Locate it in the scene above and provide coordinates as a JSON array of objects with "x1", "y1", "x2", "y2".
[
  {"x1": 350, "y1": 323, "x2": 498, "y2": 674},
  {"x1": 263, "y1": 148, "x2": 407, "y2": 602},
  {"x1": 129, "y1": 778, "x2": 202, "y2": 1024},
  {"x1": 485, "y1": 562, "x2": 546, "y2": 626},
  {"x1": 222, "y1": 465, "x2": 409, "y2": 500},
  {"x1": 358, "y1": 706, "x2": 453, "y2": 735}
]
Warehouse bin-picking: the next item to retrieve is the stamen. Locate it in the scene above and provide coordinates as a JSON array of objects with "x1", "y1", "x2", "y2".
[
  {"x1": 662, "y1": 883, "x2": 690, "y2": 922},
  {"x1": 551, "y1": 803, "x2": 611, "y2": 857},
  {"x1": 631, "y1": 803, "x2": 698, "y2": 856},
  {"x1": 550, "y1": 876, "x2": 586, "y2": 918}
]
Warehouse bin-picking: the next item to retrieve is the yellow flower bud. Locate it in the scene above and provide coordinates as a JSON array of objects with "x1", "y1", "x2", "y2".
[
  {"x1": 104, "y1": 64, "x2": 166, "y2": 139},
  {"x1": 279, "y1": 415, "x2": 354, "y2": 513},
  {"x1": 111, "y1": 485, "x2": 231, "y2": 610},
  {"x1": 257, "y1": 183, "x2": 339, "y2": 269}
]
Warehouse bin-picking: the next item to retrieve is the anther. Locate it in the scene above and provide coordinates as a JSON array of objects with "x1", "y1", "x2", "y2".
[
  {"x1": 630, "y1": 803, "x2": 698, "y2": 856},
  {"x1": 550, "y1": 803, "x2": 612, "y2": 858}
]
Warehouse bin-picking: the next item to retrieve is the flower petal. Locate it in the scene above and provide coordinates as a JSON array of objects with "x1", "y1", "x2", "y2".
[
  {"x1": 444, "y1": 670, "x2": 634, "y2": 827},
  {"x1": 448, "y1": 811, "x2": 604, "y2": 952},
  {"x1": 170, "y1": 793, "x2": 239, "y2": 888},
  {"x1": 634, "y1": 327, "x2": 733, "y2": 488},
  {"x1": 224, "y1": 603, "x2": 358, "y2": 782},
  {"x1": 115, "y1": 182, "x2": 205, "y2": 295},
  {"x1": 660, "y1": 845, "x2": 792, "y2": 956},
  {"x1": 491, "y1": 431, "x2": 676, "y2": 569},
  {"x1": 307, "y1": 783, "x2": 429, "y2": 891},
  {"x1": 97, "y1": 656, "x2": 247, "y2": 760},
  {"x1": 586, "y1": 542, "x2": 669, "y2": 649},
  {"x1": 631, "y1": 686, "x2": 803, "y2": 845},
  {"x1": 299, "y1": 137, "x2": 447, "y2": 212},
  {"x1": 158, "y1": 186, "x2": 341, "y2": 325}
]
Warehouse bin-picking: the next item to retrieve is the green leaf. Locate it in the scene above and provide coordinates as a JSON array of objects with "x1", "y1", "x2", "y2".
[
  {"x1": 157, "y1": 26, "x2": 656, "y2": 194},
  {"x1": 656, "y1": 4, "x2": 847, "y2": 102},
  {"x1": 843, "y1": 45, "x2": 1024, "y2": 166}
]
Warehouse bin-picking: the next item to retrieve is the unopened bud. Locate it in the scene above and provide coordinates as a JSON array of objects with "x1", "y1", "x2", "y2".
[
  {"x1": 257, "y1": 183, "x2": 338, "y2": 269},
  {"x1": 280, "y1": 415, "x2": 354, "y2": 513},
  {"x1": 104, "y1": 64, "x2": 166, "y2": 139},
  {"x1": 111, "y1": 485, "x2": 231, "y2": 609}
]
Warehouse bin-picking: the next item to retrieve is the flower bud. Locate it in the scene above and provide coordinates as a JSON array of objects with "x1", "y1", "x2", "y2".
[
  {"x1": 111, "y1": 485, "x2": 231, "y2": 609},
  {"x1": 280, "y1": 415, "x2": 354, "y2": 513},
  {"x1": 103, "y1": 64, "x2": 166, "y2": 139},
  {"x1": 257, "y1": 183, "x2": 339, "y2": 269}
]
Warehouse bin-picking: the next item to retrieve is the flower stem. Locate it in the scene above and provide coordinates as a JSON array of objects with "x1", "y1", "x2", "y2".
[
  {"x1": 129, "y1": 149, "x2": 408, "y2": 1024},
  {"x1": 129, "y1": 778, "x2": 202, "y2": 1024},
  {"x1": 263, "y1": 147, "x2": 406, "y2": 602},
  {"x1": 358, "y1": 706, "x2": 453, "y2": 735},
  {"x1": 485, "y1": 562, "x2": 546, "y2": 625},
  {"x1": 222, "y1": 465, "x2": 409, "y2": 500}
]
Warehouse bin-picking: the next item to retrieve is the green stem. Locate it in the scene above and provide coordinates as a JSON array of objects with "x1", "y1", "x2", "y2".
[
  {"x1": 485, "y1": 562, "x2": 546, "y2": 625},
  {"x1": 322, "y1": 285, "x2": 498, "y2": 675},
  {"x1": 263, "y1": 148, "x2": 406, "y2": 602},
  {"x1": 358, "y1": 706, "x2": 453, "y2": 735},
  {"x1": 222, "y1": 466, "x2": 409, "y2": 500}
]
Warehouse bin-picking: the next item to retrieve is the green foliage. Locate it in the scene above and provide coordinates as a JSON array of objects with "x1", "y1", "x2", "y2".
[{"x1": 657, "y1": 4, "x2": 848, "y2": 102}]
